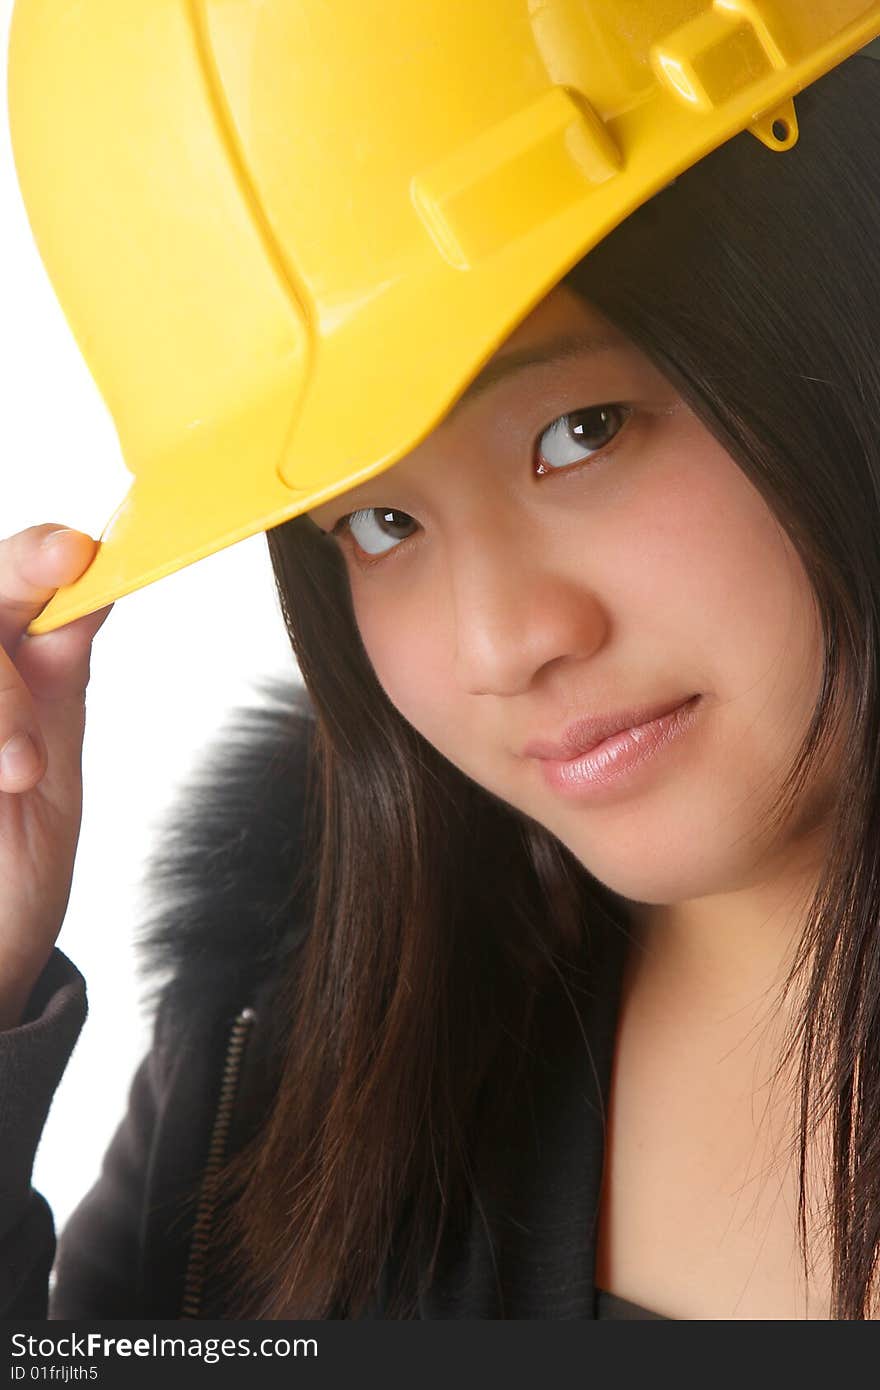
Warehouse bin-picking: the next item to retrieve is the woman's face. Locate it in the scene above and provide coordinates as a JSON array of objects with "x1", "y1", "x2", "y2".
[{"x1": 306, "y1": 284, "x2": 831, "y2": 906}]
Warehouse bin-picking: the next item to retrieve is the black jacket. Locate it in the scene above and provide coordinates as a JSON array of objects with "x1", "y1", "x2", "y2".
[{"x1": 0, "y1": 678, "x2": 649, "y2": 1320}]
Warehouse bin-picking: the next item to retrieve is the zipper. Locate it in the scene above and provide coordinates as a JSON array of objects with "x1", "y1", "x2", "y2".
[{"x1": 179, "y1": 1005, "x2": 258, "y2": 1319}]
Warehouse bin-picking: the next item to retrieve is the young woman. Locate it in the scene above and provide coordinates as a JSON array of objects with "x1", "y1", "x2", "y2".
[{"x1": 2, "y1": 31, "x2": 880, "y2": 1321}]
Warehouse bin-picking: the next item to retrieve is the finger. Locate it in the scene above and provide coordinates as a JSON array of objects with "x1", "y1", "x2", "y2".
[
  {"x1": 0, "y1": 526, "x2": 98, "y2": 656},
  {"x1": 0, "y1": 602, "x2": 113, "y2": 797},
  {"x1": 17, "y1": 603, "x2": 115, "y2": 705},
  {"x1": 0, "y1": 647, "x2": 49, "y2": 793}
]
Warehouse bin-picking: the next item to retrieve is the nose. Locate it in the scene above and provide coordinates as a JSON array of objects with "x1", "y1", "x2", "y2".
[{"x1": 447, "y1": 517, "x2": 609, "y2": 696}]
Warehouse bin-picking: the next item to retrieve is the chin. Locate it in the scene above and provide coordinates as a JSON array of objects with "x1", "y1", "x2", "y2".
[{"x1": 561, "y1": 832, "x2": 747, "y2": 908}]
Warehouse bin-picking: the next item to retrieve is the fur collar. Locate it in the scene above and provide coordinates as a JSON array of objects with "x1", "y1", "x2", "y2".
[{"x1": 132, "y1": 675, "x2": 317, "y2": 1032}]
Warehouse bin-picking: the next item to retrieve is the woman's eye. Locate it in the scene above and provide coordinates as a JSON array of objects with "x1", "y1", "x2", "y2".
[
  {"x1": 330, "y1": 403, "x2": 631, "y2": 564},
  {"x1": 332, "y1": 507, "x2": 418, "y2": 559},
  {"x1": 535, "y1": 403, "x2": 630, "y2": 474}
]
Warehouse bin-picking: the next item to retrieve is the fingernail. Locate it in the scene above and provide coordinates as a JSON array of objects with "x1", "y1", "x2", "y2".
[
  {"x1": 40, "y1": 528, "x2": 78, "y2": 552},
  {"x1": 0, "y1": 732, "x2": 41, "y2": 783}
]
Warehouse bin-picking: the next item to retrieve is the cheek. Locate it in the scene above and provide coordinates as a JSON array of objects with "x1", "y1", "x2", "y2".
[
  {"x1": 354, "y1": 594, "x2": 461, "y2": 749},
  {"x1": 610, "y1": 418, "x2": 821, "y2": 717},
  {"x1": 565, "y1": 430, "x2": 828, "y2": 895}
]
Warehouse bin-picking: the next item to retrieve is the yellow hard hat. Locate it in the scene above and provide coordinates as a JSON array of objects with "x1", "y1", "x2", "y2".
[{"x1": 8, "y1": 1, "x2": 880, "y2": 637}]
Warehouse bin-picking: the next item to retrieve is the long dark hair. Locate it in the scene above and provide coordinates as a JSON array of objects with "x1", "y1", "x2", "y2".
[{"x1": 211, "y1": 53, "x2": 880, "y2": 1318}]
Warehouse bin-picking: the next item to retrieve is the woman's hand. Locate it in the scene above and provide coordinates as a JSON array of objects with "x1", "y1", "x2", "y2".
[{"x1": 0, "y1": 525, "x2": 112, "y2": 1029}]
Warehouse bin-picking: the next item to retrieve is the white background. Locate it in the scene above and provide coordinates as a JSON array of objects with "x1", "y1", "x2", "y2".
[{"x1": 1, "y1": 1, "x2": 301, "y2": 1238}]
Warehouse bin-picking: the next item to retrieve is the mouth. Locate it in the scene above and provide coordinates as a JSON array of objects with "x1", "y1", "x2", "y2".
[
  {"x1": 522, "y1": 694, "x2": 700, "y2": 762},
  {"x1": 531, "y1": 695, "x2": 704, "y2": 799}
]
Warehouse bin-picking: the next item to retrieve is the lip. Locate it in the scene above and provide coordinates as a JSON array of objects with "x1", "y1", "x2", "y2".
[
  {"x1": 530, "y1": 695, "x2": 702, "y2": 800},
  {"x1": 522, "y1": 694, "x2": 699, "y2": 761}
]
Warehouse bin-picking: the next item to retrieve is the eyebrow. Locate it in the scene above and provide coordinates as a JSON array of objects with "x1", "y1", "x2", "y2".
[{"x1": 441, "y1": 328, "x2": 623, "y2": 425}]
